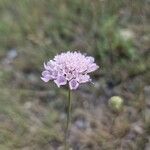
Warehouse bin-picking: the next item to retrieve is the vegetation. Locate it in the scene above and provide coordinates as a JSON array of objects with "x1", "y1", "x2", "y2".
[{"x1": 0, "y1": 0, "x2": 149, "y2": 149}]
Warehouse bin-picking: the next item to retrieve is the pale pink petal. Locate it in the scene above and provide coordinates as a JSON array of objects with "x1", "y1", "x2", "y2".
[
  {"x1": 47, "y1": 60, "x2": 55, "y2": 68},
  {"x1": 77, "y1": 74, "x2": 90, "y2": 83},
  {"x1": 66, "y1": 73, "x2": 73, "y2": 81},
  {"x1": 69, "y1": 79, "x2": 79, "y2": 90},
  {"x1": 41, "y1": 76, "x2": 50, "y2": 82},
  {"x1": 86, "y1": 56, "x2": 94, "y2": 63},
  {"x1": 87, "y1": 63, "x2": 99, "y2": 73},
  {"x1": 42, "y1": 70, "x2": 52, "y2": 76},
  {"x1": 54, "y1": 76, "x2": 67, "y2": 87},
  {"x1": 51, "y1": 70, "x2": 58, "y2": 79},
  {"x1": 44, "y1": 62, "x2": 51, "y2": 70}
]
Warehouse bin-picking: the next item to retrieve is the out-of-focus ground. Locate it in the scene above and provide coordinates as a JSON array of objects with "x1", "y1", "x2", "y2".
[{"x1": 0, "y1": 0, "x2": 150, "y2": 150}]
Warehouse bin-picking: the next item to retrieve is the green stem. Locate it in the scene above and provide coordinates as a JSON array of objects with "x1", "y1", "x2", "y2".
[{"x1": 65, "y1": 88, "x2": 71, "y2": 150}]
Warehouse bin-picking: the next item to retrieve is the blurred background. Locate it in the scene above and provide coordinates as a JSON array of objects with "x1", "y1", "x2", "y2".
[{"x1": 0, "y1": 0, "x2": 149, "y2": 150}]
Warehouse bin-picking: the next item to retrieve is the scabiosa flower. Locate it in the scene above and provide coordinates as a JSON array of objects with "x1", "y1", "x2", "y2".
[{"x1": 41, "y1": 51, "x2": 99, "y2": 90}]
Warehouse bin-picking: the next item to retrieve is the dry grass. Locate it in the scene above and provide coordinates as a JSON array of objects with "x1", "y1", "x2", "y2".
[{"x1": 0, "y1": 0, "x2": 149, "y2": 149}]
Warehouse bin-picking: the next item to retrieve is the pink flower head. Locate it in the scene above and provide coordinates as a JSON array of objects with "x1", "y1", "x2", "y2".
[{"x1": 41, "y1": 51, "x2": 99, "y2": 90}]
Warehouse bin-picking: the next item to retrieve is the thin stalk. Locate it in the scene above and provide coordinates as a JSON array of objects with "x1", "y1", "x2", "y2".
[{"x1": 65, "y1": 88, "x2": 71, "y2": 150}]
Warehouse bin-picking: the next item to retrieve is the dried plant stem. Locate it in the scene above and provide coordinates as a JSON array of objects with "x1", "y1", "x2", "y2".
[{"x1": 65, "y1": 88, "x2": 71, "y2": 150}]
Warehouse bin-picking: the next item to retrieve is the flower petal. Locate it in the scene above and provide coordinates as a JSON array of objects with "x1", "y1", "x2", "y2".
[
  {"x1": 42, "y1": 70, "x2": 53, "y2": 76},
  {"x1": 78, "y1": 66, "x2": 87, "y2": 73},
  {"x1": 77, "y1": 74, "x2": 90, "y2": 83},
  {"x1": 87, "y1": 63, "x2": 99, "y2": 73},
  {"x1": 51, "y1": 70, "x2": 58, "y2": 79},
  {"x1": 41, "y1": 76, "x2": 50, "y2": 82},
  {"x1": 54, "y1": 76, "x2": 67, "y2": 87},
  {"x1": 47, "y1": 60, "x2": 55, "y2": 68},
  {"x1": 69, "y1": 79, "x2": 79, "y2": 90},
  {"x1": 44, "y1": 62, "x2": 52, "y2": 70},
  {"x1": 66, "y1": 73, "x2": 73, "y2": 81},
  {"x1": 86, "y1": 56, "x2": 94, "y2": 63}
]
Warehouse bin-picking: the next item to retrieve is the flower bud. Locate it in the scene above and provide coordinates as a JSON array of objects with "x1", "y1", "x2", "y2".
[{"x1": 108, "y1": 96, "x2": 124, "y2": 112}]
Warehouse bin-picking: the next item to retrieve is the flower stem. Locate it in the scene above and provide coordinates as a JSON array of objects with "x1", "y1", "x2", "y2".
[{"x1": 65, "y1": 88, "x2": 71, "y2": 150}]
